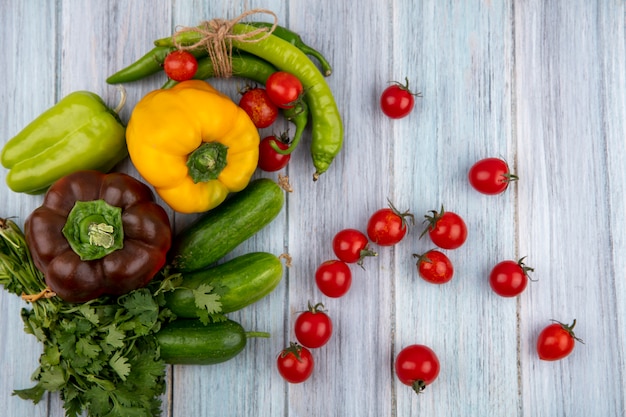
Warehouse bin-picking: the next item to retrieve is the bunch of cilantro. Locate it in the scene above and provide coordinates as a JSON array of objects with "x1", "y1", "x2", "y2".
[{"x1": 0, "y1": 218, "x2": 179, "y2": 417}]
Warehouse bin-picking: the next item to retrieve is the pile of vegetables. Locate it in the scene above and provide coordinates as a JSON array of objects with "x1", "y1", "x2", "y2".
[
  {"x1": 107, "y1": 9, "x2": 343, "y2": 183},
  {"x1": 0, "y1": 8, "x2": 339, "y2": 417},
  {"x1": 0, "y1": 176, "x2": 285, "y2": 417}
]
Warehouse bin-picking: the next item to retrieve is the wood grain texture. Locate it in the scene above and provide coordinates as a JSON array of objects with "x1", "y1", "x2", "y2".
[{"x1": 0, "y1": 1, "x2": 624, "y2": 416}]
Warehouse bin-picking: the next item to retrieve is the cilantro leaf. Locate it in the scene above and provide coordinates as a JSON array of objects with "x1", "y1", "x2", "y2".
[
  {"x1": 120, "y1": 289, "x2": 160, "y2": 335},
  {"x1": 104, "y1": 324, "x2": 125, "y2": 349},
  {"x1": 193, "y1": 284, "x2": 222, "y2": 314},
  {"x1": 109, "y1": 351, "x2": 131, "y2": 381},
  {"x1": 12, "y1": 383, "x2": 46, "y2": 403}
]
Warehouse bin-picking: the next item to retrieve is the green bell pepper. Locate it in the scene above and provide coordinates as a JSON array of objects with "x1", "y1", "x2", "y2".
[{"x1": 1, "y1": 88, "x2": 128, "y2": 194}]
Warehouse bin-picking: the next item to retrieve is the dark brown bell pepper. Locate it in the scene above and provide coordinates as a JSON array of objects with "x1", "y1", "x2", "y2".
[{"x1": 24, "y1": 170, "x2": 172, "y2": 303}]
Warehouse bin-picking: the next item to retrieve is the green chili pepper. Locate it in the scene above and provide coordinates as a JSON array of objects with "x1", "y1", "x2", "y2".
[
  {"x1": 106, "y1": 46, "x2": 207, "y2": 84},
  {"x1": 1, "y1": 88, "x2": 128, "y2": 194},
  {"x1": 162, "y1": 52, "x2": 277, "y2": 88},
  {"x1": 154, "y1": 24, "x2": 343, "y2": 180},
  {"x1": 270, "y1": 101, "x2": 309, "y2": 155},
  {"x1": 245, "y1": 22, "x2": 333, "y2": 76}
]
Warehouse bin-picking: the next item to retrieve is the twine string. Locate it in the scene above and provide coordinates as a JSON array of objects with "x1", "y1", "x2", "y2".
[{"x1": 173, "y1": 9, "x2": 278, "y2": 78}]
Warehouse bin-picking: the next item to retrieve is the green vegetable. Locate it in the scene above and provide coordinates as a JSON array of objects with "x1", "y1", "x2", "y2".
[
  {"x1": 162, "y1": 52, "x2": 277, "y2": 88},
  {"x1": 270, "y1": 100, "x2": 309, "y2": 155},
  {"x1": 245, "y1": 21, "x2": 333, "y2": 76},
  {"x1": 106, "y1": 45, "x2": 206, "y2": 84},
  {"x1": 156, "y1": 318, "x2": 269, "y2": 365},
  {"x1": 1, "y1": 89, "x2": 128, "y2": 194},
  {"x1": 168, "y1": 178, "x2": 285, "y2": 272},
  {"x1": 155, "y1": 23, "x2": 344, "y2": 180},
  {"x1": 1, "y1": 217, "x2": 176, "y2": 417},
  {"x1": 165, "y1": 252, "x2": 283, "y2": 322}
]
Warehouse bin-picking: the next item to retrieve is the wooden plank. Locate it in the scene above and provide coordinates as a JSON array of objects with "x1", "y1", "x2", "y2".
[
  {"x1": 393, "y1": 1, "x2": 520, "y2": 415},
  {"x1": 515, "y1": 1, "x2": 626, "y2": 416},
  {"x1": 163, "y1": 3, "x2": 292, "y2": 417},
  {"x1": 0, "y1": 1, "x2": 56, "y2": 416}
]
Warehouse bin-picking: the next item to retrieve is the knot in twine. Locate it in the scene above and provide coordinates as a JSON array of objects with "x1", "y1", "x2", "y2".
[{"x1": 173, "y1": 9, "x2": 278, "y2": 78}]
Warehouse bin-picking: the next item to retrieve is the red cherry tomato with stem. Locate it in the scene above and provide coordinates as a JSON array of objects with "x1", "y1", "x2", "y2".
[
  {"x1": 332, "y1": 228, "x2": 377, "y2": 266},
  {"x1": 238, "y1": 87, "x2": 279, "y2": 128},
  {"x1": 276, "y1": 342, "x2": 314, "y2": 383},
  {"x1": 163, "y1": 50, "x2": 198, "y2": 81},
  {"x1": 421, "y1": 206, "x2": 468, "y2": 250},
  {"x1": 536, "y1": 319, "x2": 584, "y2": 361},
  {"x1": 395, "y1": 344, "x2": 440, "y2": 394},
  {"x1": 380, "y1": 77, "x2": 422, "y2": 119},
  {"x1": 468, "y1": 157, "x2": 518, "y2": 195},
  {"x1": 367, "y1": 200, "x2": 415, "y2": 246},
  {"x1": 413, "y1": 250, "x2": 454, "y2": 284},
  {"x1": 294, "y1": 302, "x2": 333, "y2": 349},
  {"x1": 489, "y1": 257, "x2": 534, "y2": 297},
  {"x1": 258, "y1": 134, "x2": 291, "y2": 172},
  {"x1": 315, "y1": 260, "x2": 352, "y2": 298},
  {"x1": 265, "y1": 71, "x2": 304, "y2": 109}
]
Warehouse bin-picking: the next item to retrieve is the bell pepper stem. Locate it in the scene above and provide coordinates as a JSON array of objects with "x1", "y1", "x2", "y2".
[
  {"x1": 186, "y1": 142, "x2": 229, "y2": 183},
  {"x1": 113, "y1": 85, "x2": 127, "y2": 114},
  {"x1": 62, "y1": 200, "x2": 124, "y2": 261}
]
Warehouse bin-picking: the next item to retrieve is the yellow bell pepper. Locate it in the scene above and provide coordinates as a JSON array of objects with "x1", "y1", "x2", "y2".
[{"x1": 126, "y1": 80, "x2": 259, "y2": 213}]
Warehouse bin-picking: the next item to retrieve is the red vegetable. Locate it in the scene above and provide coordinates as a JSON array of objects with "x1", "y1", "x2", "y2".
[
  {"x1": 315, "y1": 259, "x2": 352, "y2": 298},
  {"x1": 413, "y1": 250, "x2": 454, "y2": 284},
  {"x1": 25, "y1": 170, "x2": 172, "y2": 303},
  {"x1": 294, "y1": 302, "x2": 333, "y2": 349},
  {"x1": 395, "y1": 344, "x2": 440, "y2": 394},
  {"x1": 265, "y1": 71, "x2": 304, "y2": 109},
  {"x1": 163, "y1": 50, "x2": 198, "y2": 81},
  {"x1": 366, "y1": 201, "x2": 414, "y2": 246},
  {"x1": 421, "y1": 206, "x2": 467, "y2": 250},
  {"x1": 489, "y1": 257, "x2": 534, "y2": 297},
  {"x1": 276, "y1": 342, "x2": 314, "y2": 383},
  {"x1": 536, "y1": 319, "x2": 583, "y2": 361},
  {"x1": 380, "y1": 78, "x2": 421, "y2": 119},
  {"x1": 468, "y1": 157, "x2": 518, "y2": 195},
  {"x1": 239, "y1": 87, "x2": 279, "y2": 128},
  {"x1": 258, "y1": 134, "x2": 291, "y2": 172},
  {"x1": 332, "y1": 228, "x2": 377, "y2": 265}
]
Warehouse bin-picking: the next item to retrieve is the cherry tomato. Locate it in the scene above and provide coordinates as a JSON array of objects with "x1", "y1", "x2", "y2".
[
  {"x1": 536, "y1": 319, "x2": 583, "y2": 361},
  {"x1": 366, "y1": 201, "x2": 414, "y2": 246},
  {"x1": 258, "y1": 135, "x2": 291, "y2": 172},
  {"x1": 421, "y1": 207, "x2": 468, "y2": 250},
  {"x1": 468, "y1": 157, "x2": 518, "y2": 195},
  {"x1": 265, "y1": 71, "x2": 304, "y2": 109},
  {"x1": 413, "y1": 250, "x2": 454, "y2": 284},
  {"x1": 332, "y1": 228, "x2": 377, "y2": 265},
  {"x1": 489, "y1": 257, "x2": 534, "y2": 297},
  {"x1": 395, "y1": 344, "x2": 440, "y2": 394},
  {"x1": 238, "y1": 87, "x2": 279, "y2": 128},
  {"x1": 276, "y1": 342, "x2": 314, "y2": 383},
  {"x1": 163, "y1": 50, "x2": 198, "y2": 81},
  {"x1": 294, "y1": 302, "x2": 333, "y2": 349},
  {"x1": 380, "y1": 78, "x2": 421, "y2": 119},
  {"x1": 315, "y1": 260, "x2": 352, "y2": 298}
]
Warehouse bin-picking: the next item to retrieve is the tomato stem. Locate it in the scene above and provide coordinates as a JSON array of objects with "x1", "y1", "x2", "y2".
[
  {"x1": 280, "y1": 341, "x2": 305, "y2": 361},
  {"x1": 420, "y1": 205, "x2": 445, "y2": 239},
  {"x1": 411, "y1": 379, "x2": 427, "y2": 395},
  {"x1": 517, "y1": 256, "x2": 535, "y2": 280},
  {"x1": 387, "y1": 198, "x2": 415, "y2": 229},
  {"x1": 552, "y1": 319, "x2": 585, "y2": 344}
]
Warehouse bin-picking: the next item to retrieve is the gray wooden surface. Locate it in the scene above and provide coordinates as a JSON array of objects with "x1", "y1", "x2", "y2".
[{"x1": 1, "y1": 1, "x2": 625, "y2": 416}]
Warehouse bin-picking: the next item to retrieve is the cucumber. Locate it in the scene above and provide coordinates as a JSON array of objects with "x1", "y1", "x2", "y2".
[
  {"x1": 156, "y1": 318, "x2": 269, "y2": 365},
  {"x1": 165, "y1": 252, "x2": 283, "y2": 318},
  {"x1": 168, "y1": 178, "x2": 285, "y2": 272}
]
